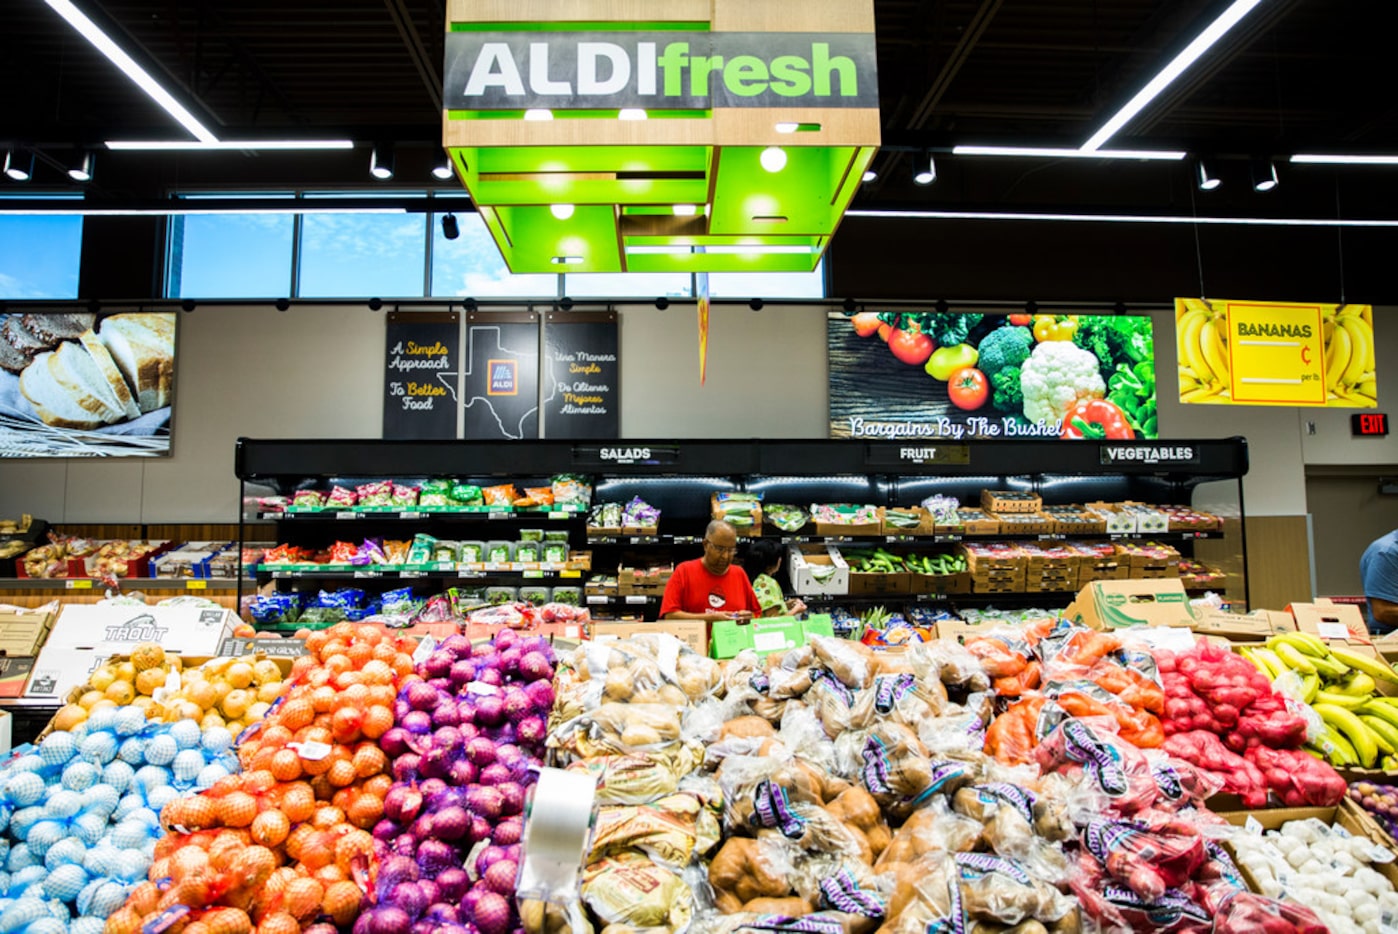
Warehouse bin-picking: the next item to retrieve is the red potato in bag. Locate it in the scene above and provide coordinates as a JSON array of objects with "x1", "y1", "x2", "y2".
[
  {"x1": 1034, "y1": 717, "x2": 1157, "y2": 815},
  {"x1": 1082, "y1": 813, "x2": 1206, "y2": 901}
]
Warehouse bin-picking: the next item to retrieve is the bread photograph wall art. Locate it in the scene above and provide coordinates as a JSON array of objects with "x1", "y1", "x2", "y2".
[{"x1": 0, "y1": 311, "x2": 176, "y2": 457}]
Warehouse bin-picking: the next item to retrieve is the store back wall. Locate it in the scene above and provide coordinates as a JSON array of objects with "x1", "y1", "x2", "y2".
[{"x1": 0, "y1": 302, "x2": 1389, "y2": 532}]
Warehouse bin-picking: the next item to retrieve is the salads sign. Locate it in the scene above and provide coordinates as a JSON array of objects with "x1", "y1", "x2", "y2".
[{"x1": 828, "y1": 310, "x2": 1157, "y2": 441}]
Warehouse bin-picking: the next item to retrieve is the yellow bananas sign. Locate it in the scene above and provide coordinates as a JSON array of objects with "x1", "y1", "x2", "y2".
[{"x1": 1176, "y1": 298, "x2": 1376, "y2": 407}]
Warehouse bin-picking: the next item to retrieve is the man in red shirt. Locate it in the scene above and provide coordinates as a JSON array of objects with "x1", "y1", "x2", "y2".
[{"x1": 659, "y1": 519, "x2": 762, "y2": 622}]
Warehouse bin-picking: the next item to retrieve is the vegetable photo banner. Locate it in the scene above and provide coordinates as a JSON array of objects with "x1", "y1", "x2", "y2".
[
  {"x1": 828, "y1": 310, "x2": 1158, "y2": 441},
  {"x1": 1175, "y1": 298, "x2": 1376, "y2": 407}
]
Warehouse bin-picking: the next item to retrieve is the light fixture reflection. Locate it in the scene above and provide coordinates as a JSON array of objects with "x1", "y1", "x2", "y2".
[{"x1": 759, "y1": 147, "x2": 787, "y2": 172}]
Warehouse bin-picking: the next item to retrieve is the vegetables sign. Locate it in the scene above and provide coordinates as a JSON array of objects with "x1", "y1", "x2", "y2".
[{"x1": 828, "y1": 310, "x2": 1157, "y2": 441}]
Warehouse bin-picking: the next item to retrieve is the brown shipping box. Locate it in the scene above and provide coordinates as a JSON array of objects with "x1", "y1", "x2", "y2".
[
  {"x1": 591, "y1": 620, "x2": 707, "y2": 655},
  {"x1": 1216, "y1": 800, "x2": 1398, "y2": 891},
  {"x1": 1065, "y1": 578, "x2": 1198, "y2": 631},
  {"x1": 1290, "y1": 601, "x2": 1371, "y2": 646}
]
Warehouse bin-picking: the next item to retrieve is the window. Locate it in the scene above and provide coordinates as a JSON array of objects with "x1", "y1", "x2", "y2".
[
  {"x1": 0, "y1": 216, "x2": 83, "y2": 299},
  {"x1": 431, "y1": 212, "x2": 557, "y2": 298},
  {"x1": 707, "y1": 259, "x2": 827, "y2": 300},
  {"x1": 298, "y1": 211, "x2": 428, "y2": 298},
  {"x1": 565, "y1": 271, "x2": 691, "y2": 299},
  {"x1": 167, "y1": 213, "x2": 294, "y2": 298}
]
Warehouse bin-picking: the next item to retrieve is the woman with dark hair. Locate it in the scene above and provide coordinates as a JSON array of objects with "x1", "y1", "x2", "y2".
[{"x1": 742, "y1": 538, "x2": 808, "y2": 618}]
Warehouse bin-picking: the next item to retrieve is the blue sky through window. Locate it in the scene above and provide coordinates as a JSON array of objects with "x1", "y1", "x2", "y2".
[
  {"x1": 169, "y1": 213, "x2": 293, "y2": 298},
  {"x1": 299, "y1": 212, "x2": 428, "y2": 298},
  {"x1": 0, "y1": 216, "x2": 83, "y2": 299},
  {"x1": 431, "y1": 212, "x2": 557, "y2": 298}
]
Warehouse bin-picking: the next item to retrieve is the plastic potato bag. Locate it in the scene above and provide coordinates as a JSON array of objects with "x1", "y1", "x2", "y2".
[
  {"x1": 1082, "y1": 814, "x2": 1206, "y2": 901},
  {"x1": 1034, "y1": 717, "x2": 1158, "y2": 816},
  {"x1": 582, "y1": 851, "x2": 694, "y2": 932},
  {"x1": 587, "y1": 792, "x2": 721, "y2": 868},
  {"x1": 565, "y1": 753, "x2": 684, "y2": 805},
  {"x1": 810, "y1": 634, "x2": 874, "y2": 689},
  {"x1": 875, "y1": 802, "x2": 983, "y2": 872}
]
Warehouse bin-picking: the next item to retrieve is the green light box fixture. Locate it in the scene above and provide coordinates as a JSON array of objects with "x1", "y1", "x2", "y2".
[{"x1": 442, "y1": 0, "x2": 880, "y2": 274}]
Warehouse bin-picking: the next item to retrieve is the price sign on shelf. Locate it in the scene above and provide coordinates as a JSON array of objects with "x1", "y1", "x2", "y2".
[{"x1": 65, "y1": 579, "x2": 94, "y2": 590}]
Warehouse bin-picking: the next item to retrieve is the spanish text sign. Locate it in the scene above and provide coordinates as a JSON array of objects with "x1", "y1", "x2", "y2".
[{"x1": 1176, "y1": 298, "x2": 1376, "y2": 408}]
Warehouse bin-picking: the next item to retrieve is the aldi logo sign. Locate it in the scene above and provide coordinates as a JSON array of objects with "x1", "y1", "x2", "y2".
[{"x1": 487, "y1": 359, "x2": 518, "y2": 396}]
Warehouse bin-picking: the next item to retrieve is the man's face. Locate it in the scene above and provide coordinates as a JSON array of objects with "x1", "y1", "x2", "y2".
[{"x1": 702, "y1": 527, "x2": 739, "y2": 574}]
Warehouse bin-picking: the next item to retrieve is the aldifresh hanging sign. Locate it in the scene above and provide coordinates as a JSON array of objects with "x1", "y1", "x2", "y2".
[
  {"x1": 440, "y1": 0, "x2": 879, "y2": 275},
  {"x1": 444, "y1": 32, "x2": 878, "y2": 110}
]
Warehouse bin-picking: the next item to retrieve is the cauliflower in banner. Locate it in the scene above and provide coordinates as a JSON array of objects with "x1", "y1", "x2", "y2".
[{"x1": 1020, "y1": 340, "x2": 1106, "y2": 425}]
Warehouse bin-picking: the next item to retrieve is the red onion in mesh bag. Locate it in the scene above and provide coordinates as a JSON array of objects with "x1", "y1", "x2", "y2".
[
  {"x1": 466, "y1": 786, "x2": 504, "y2": 821},
  {"x1": 478, "y1": 763, "x2": 511, "y2": 787},
  {"x1": 407, "y1": 680, "x2": 441, "y2": 712},
  {"x1": 402, "y1": 710, "x2": 434, "y2": 735},
  {"x1": 474, "y1": 891, "x2": 513, "y2": 934},
  {"x1": 466, "y1": 736, "x2": 498, "y2": 766},
  {"x1": 492, "y1": 815, "x2": 522, "y2": 846},
  {"x1": 483, "y1": 860, "x2": 518, "y2": 896}
]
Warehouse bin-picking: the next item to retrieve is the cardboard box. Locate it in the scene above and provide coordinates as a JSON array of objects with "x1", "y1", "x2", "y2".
[
  {"x1": 1188, "y1": 609, "x2": 1278, "y2": 641},
  {"x1": 1290, "y1": 601, "x2": 1372, "y2": 646},
  {"x1": 44, "y1": 604, "x2": 238, "y2": 654},
  {"x1": 980, "y1": 490, "x2": 1041, "y2": 513},
  {"x1": 956, "y1": 508, "x2": 1000, "y2": 535},
  {"x1": 1087, "y1": 502, "x2": 1136, "y2": 534},
  {"x1": 991, "y1": 513, "x2": 1055, "y2": 536},
  {"x1": 787, "y1": 546, "x2": 849, "y2": 596},
  {"x1": 462, "y1": 622, "x2": 585, "y2": 642},
  {"x1": 881, "y1": 507, "x2": 934, "y2": 536},
  {"x1": 0, "y1": 608, "x2": 53, "y2": 656},
  {"x1": 0, "y1": 655, "x2": 36, "y2": 698},
  {"x1": 591, "y1": 620, "x2": 707, "y2": 655},
  {"x1": 1065, "y1": 578, "x2": 1198, "y2": 631},
  {"x1": 910, "y1": 571, "x2": 971, "y2": 595},
  {"x1": 616, "y1": 566, "x2": 673, "y2": 596},
  {"x1": 710, "y1": 614, "x2": 834, "y2": 659},
  {"x1": 26, "y1": 605, "x2": 239, "y2": 700},
  {"x1": 847, "y1": 571, "x2": 913, "y2": 595},
  {"x1": 1216, "y1": 801, "x2": 1398, "y2": 890}
]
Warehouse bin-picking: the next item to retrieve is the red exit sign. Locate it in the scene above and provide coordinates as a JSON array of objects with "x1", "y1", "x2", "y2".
[{"x1": 1352, "y1": 413, "x2": 1389, "y2": 436}]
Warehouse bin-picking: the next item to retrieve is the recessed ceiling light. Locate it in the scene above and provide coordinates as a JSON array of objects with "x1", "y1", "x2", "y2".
[
  {"x1": 1251, "y1": 159, "x2": 1278, "y2": 192},
  {"x1": 4, "y1": 150, "x2": 34, "y2": 182},
  {"x1": 775, "y1": 122, "x2": 799, "y2": 134},
  {"x1": 618, "y1": 109, "x2": 647, "y2": 120},
  {"x1": 67, "y1": 152, "x2": 94, "y2": 182},
  {"x1": 1196, "y1": 159, "x2": 1221, "y2": 191},
  {"x1": 759, "y1": 147, "x2": 787, "y2": 172},
  {"x1": 913, "y1": 152, "x2": 937, "y2": 185},
  {"x1": 550, "y1": 255, "x2": 584, "y2": 265},
  {"x1": 550, "y1": 204, "x2": 575, "y2": 220},
  {"x1": 370, "y1": 145, "x2": 395, "y2": 180},
  {"x1": 862, "y1": 169, "x2": 878, "y2": 183},
  {"x1": 524, "y1": 109, "x2": 554, "y2": 121},
  {"x1": 673, "y1": 204, "x2": 698, "y2": 216},
  {"x1": 432, "y1": 156, "x2": 455, "y2": 180}
]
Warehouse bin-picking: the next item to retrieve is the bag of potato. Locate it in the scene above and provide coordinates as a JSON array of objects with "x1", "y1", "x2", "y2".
[
  {"x1": 854, "y1": 723, "x2": 976, "y2": 822},
  {"x1": 588, "y1": 792, "x2": 721, "y2": 868},
  {"x1": 566, "y1": 752, "x2": 685, "y2": 805},
  {"x1": 870, "y1": 672, "x2": 947, "y2": 725},
  {"x1": 951, "y1": 852, "x2": 1077, "y2": 927},
  {"x1": 718, "y1": 755, "x2": 823, "y2": 835},
  {"x1": 581, "y1": 851, "x2": 694, "y2": 932},
  {"x1": 810, "y1": 635, "x2": 874, "y2": 689},
  {"x1": 551, "y1": 702, "x2": 690, "y2": 759},
  {"x1": 708, "y1": 833, "x2": 800, "y2": 912},
  {"x1": 908, "y1": 639, "x2": 993, "y2": 694},
  {"x1": 806, "y1": 676, "x2": 876, "y2": 739},
  {"x1": 915, "y1": 702, "x2": 991, "y2": 758},
  {"x1": 874, "y1": 801, "x2": 983, "y2": 873}
]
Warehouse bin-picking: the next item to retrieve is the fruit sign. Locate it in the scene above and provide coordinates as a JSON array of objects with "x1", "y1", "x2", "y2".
[{"x1": 1176, "y1": 298, "x2": 1376, "y2": 407}]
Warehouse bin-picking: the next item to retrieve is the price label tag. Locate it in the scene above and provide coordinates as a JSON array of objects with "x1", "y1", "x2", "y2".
[
  {"x1": 587, "y1": 595, "x2": 609, "y2": 605},
  {"x1": 353, "y1": 570, "x2": 382, "y2": 579},
  {"x1": 65, "y1": 579, "x2": 94, "y2": 590},
  {"x1": 466, "y1": 682, "x2": 499, "y2": 696},
  {"x1": 560, "y1": 570, "x2": 581, "y2": 578},
  {"x1": 399, "y1": 511, "x2": 424, "y2": 520},
  {"x1": 335, "y1": 511, "x2": 356, "y2": 520},
  {"x1": 1317, "y1": 622, "x2": 1351, "y2": 641},
  {"x1": 548, "y1": 511, "x2": 569, "y2": 520},
  {"x1": 1245, "y1": 815, "x2": 1264, "y2": 836},
  {"x1": 288, "y1": 741, "x2": 332, "y2": 761},
  {"x1": 625, "y1": 595, "x2": 648, "y2": 605},
  {"x1": 185, "y1": 580, "x2": 207, "y2": 590},
  {"x1": 488, "y1": 511, "x2": 509, "y2": 520},
  {"x1": 522, "y1": 570, "x2": 544, "y2": 579},
  {"x1": 413, "y1": 635, "x2": 436, "y2": 664},
  {"x1": 401, "y1": 570, "x2": 426, "y2": 579}
]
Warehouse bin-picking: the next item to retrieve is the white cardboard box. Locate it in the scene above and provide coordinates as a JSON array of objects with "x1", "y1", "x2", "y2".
[
  {"x1": 43, "y1": 604, "x2": 237, "y2": 653},
  {"x1": 788, "y1": 545, "x2": 850, "y2": 595},
  {"x1": 26, "y1": 605, "x2": 238, "y2": 700}
]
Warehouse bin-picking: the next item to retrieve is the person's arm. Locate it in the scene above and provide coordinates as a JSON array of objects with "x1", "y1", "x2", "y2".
[
  {"x1": 662, "y1": 608, "x2": 732, "y2": 622},
  {"x1": 1370, "y1": 597, "x2": 1398, "y2": 630}
]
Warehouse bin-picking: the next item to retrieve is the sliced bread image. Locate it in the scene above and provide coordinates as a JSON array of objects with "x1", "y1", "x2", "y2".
[
  {"x1": 48, "y1": 339, "x2": 128, "y2": 424},
  {"x1": 98, "y1": 313, "x2": 174, "y2": 412},
  {"x1": 3, "y1": 316, "x2": 48, "y2": 356},
  {"x1": 23, "y1": 312, "x2": 96, "y2": 344},
  {"x1": 79, "y1": 329, "x2": 141, "y2": 420},
  {"x1": 0, "y1": 327, "x2": 31, "y2": 374},
  {"x1": 18, "y1": 350, "x2": 108, "y2": 430}
]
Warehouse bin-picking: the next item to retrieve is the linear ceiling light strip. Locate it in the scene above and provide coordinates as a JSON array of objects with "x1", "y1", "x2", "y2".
[
  {"x1": 104, "y1": 140, "x2": 355, "y2": 151},
  {"x1": 1079, "y1": 0, "x2": 1266, "y2": 152},
  {"x1": 43, "y1": 0, "x2": 218, "y2": 143},
  {"x1": 951, "y1": 146, "x2": 1186, "y2": 161},
  {"x1": 848, "y1": 208, "x2": 1398, "y2": 228}
]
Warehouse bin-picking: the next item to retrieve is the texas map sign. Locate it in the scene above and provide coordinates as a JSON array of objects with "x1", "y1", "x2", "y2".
[{"x1": 1176, "y1": 298, "x2": 1376, "y2": 407}]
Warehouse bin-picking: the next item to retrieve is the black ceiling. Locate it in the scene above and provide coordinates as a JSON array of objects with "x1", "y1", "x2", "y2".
[{"x1": 3, "y1": 0, "x2": 1397, "y2": 220}]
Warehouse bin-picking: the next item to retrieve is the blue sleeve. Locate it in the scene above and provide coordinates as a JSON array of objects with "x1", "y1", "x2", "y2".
[{"x1": 1362, "y1": 543, "x2": 1398, "y2": 603}]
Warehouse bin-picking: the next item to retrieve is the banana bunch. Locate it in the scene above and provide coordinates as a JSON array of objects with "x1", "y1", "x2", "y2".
[
  {"x1": 1176, "y1": 299, "x2": 1233, "y2": 403},
  {"x1": 1241, "y1": 631, "x2": 1398, "y2": 771},
  {"x1": 1322, "y1": 304, "x2": 1377, "y2": 406}
]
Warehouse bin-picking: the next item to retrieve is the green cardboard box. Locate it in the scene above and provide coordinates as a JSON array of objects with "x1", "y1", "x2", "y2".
[{"x1": 710, "y1": 614, "x2": 835, "y2": 659}]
